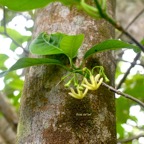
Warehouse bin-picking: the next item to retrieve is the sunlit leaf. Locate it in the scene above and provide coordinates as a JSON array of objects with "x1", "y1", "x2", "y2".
[
  {"x1": 60, "y1": 34, "x2": 84, "y2": 59},
  {"x1": 0, "y1": 0, "x2": 53, "y2": 11},
  {"x1": 0, "y1": 0, "x2": 80, "y2": 11}
]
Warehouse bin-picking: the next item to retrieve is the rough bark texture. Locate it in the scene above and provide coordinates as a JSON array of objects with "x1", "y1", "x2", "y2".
[{"x1": 17, "y1": 1, "x2": 116, "y2": 143}]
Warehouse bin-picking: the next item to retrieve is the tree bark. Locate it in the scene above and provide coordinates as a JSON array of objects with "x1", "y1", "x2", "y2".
[{"x1": 17, "y1": 1, "x2": 116, "y2": 143}]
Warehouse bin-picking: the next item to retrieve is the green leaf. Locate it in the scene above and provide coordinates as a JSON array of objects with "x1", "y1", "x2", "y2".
[
  {"x1": 0, "y1": 0, "x2": 80, "y2": 11},
  {"x1": 117, "y1": 123, "x2": 125, "y2": 139},
  {"x1": 0, "y1": 27, "x2": 30, "y2": 42},
  {"x1": 140, "y1": 39, "x2": 144, "y2": 45},
  {"x1": 0, "y1": 54, "x2": 9, "y2": 70},
  {"x1": 0, "y1": 27, "x2": 30, "y2": 51},
  {"x1": 124, "y1": 74, "x2": 144, "y2": 100},
  {"x1": 60, "y1": 34, "x2": 84, "y2": 59},
  {"x1": 0, "y1": 57, "x2": 67, "y2": 77},
  {"x1": 29, "y1": 33, "x2": 84, "y2": 59},
  {"x1": 29, "y1": 33, "x2": 64, "y2": 55},
  {"x1": 84, "y1": 39, "x2": 140, "y2": 59},
  {"x1": 0, "y1": 0, "x2": 53, "y2": 11},
  {"x1": 116, "y1": 97, "x2": 130, "y2": 124}
]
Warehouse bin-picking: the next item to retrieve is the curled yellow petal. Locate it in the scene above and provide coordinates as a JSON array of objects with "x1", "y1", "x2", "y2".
[
  {"x1": 96, "y1": 77, "x2": 103, "y2": 89},
  {"x1": 68, "y1": 86, "x2": 88, "y2": 99},
  {"x1": 83, "y1": 77, "x2": 93, "y2": 87},
  {"x1": 82, "y1": 74, "x2": 103, "y2": 91},
  {"x1": 83, "y1": 88, "x2": 88, "y2": 96},
  {"x1": 90, "y1": 75, "x2": 96, "y2": 87},
  {"x1": 94, "y1": 74, "x2": 100, "y2": 83}
]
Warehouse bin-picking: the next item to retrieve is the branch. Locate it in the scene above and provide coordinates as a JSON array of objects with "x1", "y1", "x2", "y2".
[
  {"x1": 117, "y1": 59, "x2": 144, "y2": 68},
  {"x1": 0, "y1": 92, "x2": 18, "y2": 132},
  {"x1": 94, "y1": 0, "x2": 144, "y2": 53},
  {"x1": 116, "y1": 53, "x2": 141, "y2": 89},
  {"x1": 2, "y1": 7, "x2": 28, "y2": 54},
  {"x1": 117, "y1": 134, "x2": 144, "y2": 143},
  {"x1": 117, "y1": 8, "x2": 144, "y2": 39},
  {"x1": 102, "y1": 82, "x2": 144, "y2": 109},
  {"x1": 0, "y1": 117, "x2": 16, "y2": 144}
]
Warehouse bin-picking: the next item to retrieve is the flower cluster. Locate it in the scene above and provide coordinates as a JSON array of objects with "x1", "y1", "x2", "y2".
[{"x1": 68, "y1": 73, "x2": 103, "y2": 99}]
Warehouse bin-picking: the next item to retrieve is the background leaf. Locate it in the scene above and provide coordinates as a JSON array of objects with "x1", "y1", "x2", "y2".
[
  {"x1": 84, "y1": 39, "x2": 140, "y2": 59},
  {"x1": 0, "y1": 54, "x2": 9, "y2": 70},
  {"x1": 0, "y1": 57, "x2": 67, "y2": 77},
  {"x1": 0, "y1": 27, "x2": 30, "y2": 45},
  {"x1": 124, "y1": 74, "x2": 144, "y2": 100}
]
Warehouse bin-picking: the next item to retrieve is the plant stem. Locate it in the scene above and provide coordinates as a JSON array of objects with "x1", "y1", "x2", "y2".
[{"x1": 102, "y1": 82, "x2": 144, "y2": 109}]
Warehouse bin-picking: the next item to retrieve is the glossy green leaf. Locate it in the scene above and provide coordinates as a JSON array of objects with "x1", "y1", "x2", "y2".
[
  {"x1": 29, "y1": 33, "x2": 64, "y2": 55},
  {"x1": 29, "y1": 33, "x2": 84, "y2": 59},
  {"x1": 0, "y1": 0, "x2": 80, "y2": 11},
  {"x1": 60, "y1": 34, "x2": 84, "y2": 59},
  {"x1": 84, "y1": 39, "x2": 140, "y2": 59},
  {"x1": 0, "y1": 0, "x2": 53, "y2": 11},
  {"x1": 0, "y1": 57, "x2": 67, "y2": 77}
]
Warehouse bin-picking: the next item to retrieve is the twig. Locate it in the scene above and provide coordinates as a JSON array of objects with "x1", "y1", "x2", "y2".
[
  {"x1": 117, "y1": 134, "x2": 144, "y2": 143},
  {"x1": 117, "y1": 59, "x2": 144, "y2": 68},
  {"x1": 94, "y1": 0, "x2": 144, "y2": 53},
  {"x1": 117, "y1": 8, "x2": 144, "y2": 39},
  {"x1": 102, "y1": 82, "x2": 144, "y2": 109},
  {"x1": 2, "y1": 7, "x2": 28, "y2": 54},
  {"x1": 116, "y1": 53, "x2": 141, "y2": 89}
]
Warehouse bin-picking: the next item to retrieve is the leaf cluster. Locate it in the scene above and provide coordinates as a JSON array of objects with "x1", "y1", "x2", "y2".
[{"x1": 0, "y1": 32, "x2": 140, "y2": 77}]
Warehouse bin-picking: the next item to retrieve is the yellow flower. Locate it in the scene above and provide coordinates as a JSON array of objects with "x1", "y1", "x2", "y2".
[
  {"x1": 82, "y1": 74, "x2": 103, "y2": 90},
  {"x1": 68, "y1": 86, "x2": 88, "y2": 99}
]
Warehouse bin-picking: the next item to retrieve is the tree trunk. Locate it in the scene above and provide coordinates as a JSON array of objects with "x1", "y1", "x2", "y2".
[{"x1": 17, "y1": 1, "x2": 116, "y2": 143}]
